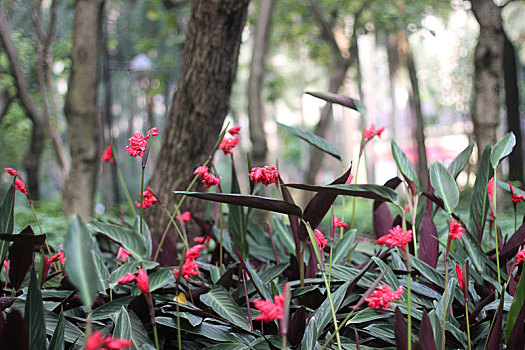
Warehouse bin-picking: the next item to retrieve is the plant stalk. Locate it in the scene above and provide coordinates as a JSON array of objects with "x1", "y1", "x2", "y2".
[
  {"x1": 465, "y1": 298, "x2": 471, "y2": 350},
  {"x1": 493, "y1": 172, "x2": 501, "y2": 285},
  {"x1": 350, "y1": 154, "x2": 362, "y2": 228},
  {"x1": 322, "y1": 273, "x2": 342, "y2": 350},
  {"x1": 441, "y1": 239, "x2": 451, "y2": 350},
  {"x1": 139, "y1": 166, "x2": 145, "y2": 236}
]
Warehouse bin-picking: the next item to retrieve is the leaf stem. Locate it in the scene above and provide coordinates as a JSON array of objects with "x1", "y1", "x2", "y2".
[
  {"x1": 465, "y1": 298, "x2": 471, "y2": 350},
  {"x1": 493, "y1": 172, "x2": 501, "y2": 285},
  {"x1": 441, "y1": 239, "x2": 451, "y2": 350},
  {"x1": 139, "y1": 166, "x2": 145, "y2": 236},
  {"x1": 322, "y1": 273, "x2": 342, "y2": 350}
]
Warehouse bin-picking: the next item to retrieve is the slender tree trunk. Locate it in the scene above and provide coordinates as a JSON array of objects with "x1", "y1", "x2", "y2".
[
  {"x1": 503, "y1": 32, "x2": 523, "y2": 183},
  {"x1": 387, "y1": 34, "x2": 399, "y2": 142},
  {"x1": 248, "y1": 0, "x2": 276, "y2": 167},
  {"x1": 470, "y1": 0, "x2": 503, "y2": 161},
  {"x1": 146, "y1": 0, "x2": 250, "y2": 241},
  {"x1": 399, "y1": 31, "x2": 428, "y2": 190},
  {"x1": 63, "y1": 0, "x2": 104, "y2": 219}
]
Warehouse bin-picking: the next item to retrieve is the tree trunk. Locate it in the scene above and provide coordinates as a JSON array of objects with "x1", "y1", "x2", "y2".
[
  {"x1": 503, "y1": 31, "x2": 523, "y2": 183},
  {"x1": 399, "y1": 31, "x2": 428, "y2": 190},
  {"x1": 248, "y1": 0, "x2": 276, "y2": 167},
  {"x1": 146, "y1": 0, "x2": 250, "y2": 241},
  {"x1": 470, "y1": 0, "x2": 503, "y2": 161},
  {"x1": 23, "y1": 126, "x2": 45, "y2": 201},
  {"x1": 387, "y1": 33, "x2": 399, "y2": 141},
  {"x1": 62, "y1": 0, "x2": 104, "y2": 219}
]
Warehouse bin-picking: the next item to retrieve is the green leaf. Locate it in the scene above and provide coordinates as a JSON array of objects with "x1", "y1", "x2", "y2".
[
  {"x1": 141, "y1": 267, "x2": 175, "y2": 293},
  {"x1": 48, "y1": 311, "x2": 65, "y2": 350},
  {"x1": 64, "y1": 215, "x2": 98, "y2": 307},
  {"x1": 372, "y1": 257, "x2": 399, "y2": 290},
  {"x1": 332, "y1": 229, "x2": 356, "y2": 264},
  {"x1": 91, "y1": 296, "x2": 135, "y2": 320},
  {"x1": 391, "y1": 140, "x2": 419, "y2": 190},
  {"x1": 278, "y1": 122, "x2": 342, "y2": 161},
  {"x1": 429, "y1": 162, "x2": 459, "y2": 214},
  {"x1": 134, "y1": 215, "x2": 152, "y2": 259},
  {"x1": 506, "y1": 267, "x2": 525, "y2": 341},
  {"x1": 200, "y1": 285, "x2": 251, "y2": 331},
  {"x1": 229, "y1": 161, "x2": 247, "y2": 255},
  {"x1": 435, "y1": 277, "x2": 457, "y2": 350},
  {"x1": 90, "y1": 221, "x2": 149, "y2": 261},
  {"x1": 0, "y1": 183, "x2": 15, "y2": 267},
  {"x1": 346, "y1": 308, "x2": 390, "y2": 324},
  {"x1": 285, "y1": 183, "x2": 399, "y2": 205},
  {"x1": 25, "y1": 268, "x2": 47, "y2": 350},
  {"x1": 113, "y1": 306, "x2": 132, "y2": 342},
  {"x1": 313, "y1": 282, "x2": 349, "y2": 334},
  {"x1": 272, "y1": 217, "x2": 295, "y2": 255},
  {"x1": 490, "y1": 132, "x2": 516, "y2": 169},
  {"x1": 305, "y1": 91, "x2": 366, "y2": 114},
  {"x1": 243, "y1": 260, "x2": 272, "y2": 300},
  {"x1": 128, "y1": 310, "x2": 154, "y2": 347},
  {"x1": 447, "y1": 143, "x2": 474, "y2": 180},
  {"x1": 92, "y1": 250, "x2": 109, "y2": 293},
  {"x1": 45, "y1": 310, "x2": 84, "y2": 346},
  {"x1": 301, "y1": 316, "x2": 319, "y2": 350},
  {"x1": 156, "y1": 318, "x2": 238, "y2": 342}
]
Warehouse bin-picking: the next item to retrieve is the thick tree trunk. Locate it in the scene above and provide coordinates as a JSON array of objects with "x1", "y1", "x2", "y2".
[
  {"x1": 470, "y1": 0, "x2": 503, "y2": 161},
  {"x1": 504, "y1": 32, "x2": 523, "y2": 183},
  {"x1": 146, "y1": 0, "x2": 250, "y2": 241},
  {"x1": 399, "y1": 31, "x2": 428, "y2": 190},
  {"x1": 248, "y1": 0, "x2": 276, "y2": 167},
  {"x1": 62, "y1": 0, "x2": 104, "y2": 219}
]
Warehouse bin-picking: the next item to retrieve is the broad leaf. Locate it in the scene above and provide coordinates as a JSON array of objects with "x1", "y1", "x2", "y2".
[
  {"x1": 25, "y1": 269, "x2": 46, "y2": 350},
  {"x1": 48, "y1": 311, "x2": 65, "y2": 350},
  {"x1": 391, "y1": 140, "x2": 418, "y2": 191},
  {"x1": 173, "y1": 191, "x2": 302, "y2": 217},
  {"x1": 92, "y1": 249, "x2": 110, "y2": 293},
  {"x1": 506, "y1": 270, "x2": 525, "y2": 341},
  {"x1": 113, "y1": 306, "x2": 132, "y2": 342},
  {"x1": 332, "y1": 229, "x2": 356, "y2": 264},
  {"x1": 507, "y1": 297, "x2": 525, "y2": 348},
  {"x1": 429, "y1": 162, "x2": 459, "y2": 214},
  {"x1": 0, "y1": 309, "x2": 29, "y2": 349},
  {"x1": 304, "y1": 222, "x2": 325, "y2": 272},
  {"x1": 8, "y1": 226, "x2": 45, "y2": 290},
  {"x1": 301, "y1": 316, "x2": 318, "y2": 350},
  {"x1": 286, "y1": 183, "x2": 399, "y2": 205},
  {"x1": 313, "y1": 282, "x2": 349, "y2": 335},
  {"x1": 305, "y1": 91, "x2": 366, "y2": 114},
  {"x1": 278, "y1": 122, "x2": 342, "y2": 161},
  {"x1": 447, "y1": 143, "x2": 474, "y2": 180},
  {"x1": 200, "y1": 285, "x2": 251, "y2": 331},
  {"x1": 288, "y1": 306, "x2": 306, "y2": 346},
  {"x1": 45, "y1": 310, "x2": 84, "y2": 345},
  {"x1": 134, "y1": 215, "x2": 152, "y2": 259},
  {"x1": 243, "y1": 260, "x2": 272, "y2": 300},
  {"x1": 228, "y1": 162, "x2": 247, "y2": 255},
  {"x1": 468, "y1": 145, "x2": 493, "y2": 243},
  {"x1": 418, "y1": 212, "x2": 439, "y2": 268},
  {"x1": 418, "y1": 311, "x2": 436, "y2": 350},
  {"x1": 490, "y1": 132, "x2": 516, "y2": 168},
  {"x1": 488, "y1": 290, "x2": 504, "y2": 349},
  {"x1": 394, "y1": 307, "x2": 408, "y2": 350},
  {"x1": 0, "y1": 183, "x2": 15, "y2": 268},
  {"x1": 64, "y1": 215, "x2": 98, "y2": 307},
  {"x1": 90, "y1": 221, "x2": 148, "y2": 260},
  {"x1": 91, "y1": 296, "x2": 135, "y2": 320},
  {"x1": 499, "y1": 221, "x2": 525, "y2": 265}
]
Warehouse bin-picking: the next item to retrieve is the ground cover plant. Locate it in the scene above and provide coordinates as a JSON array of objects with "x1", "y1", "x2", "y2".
[{"x1": 1, "y1": 92, "x2": 525, "y2": 350}]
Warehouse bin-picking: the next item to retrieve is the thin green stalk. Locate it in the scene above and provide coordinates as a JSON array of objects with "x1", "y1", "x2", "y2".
[
  {"x1": 465, "y1": 299, "x2": 471, "y2": 350},
  {"x1": 299, "y1": 242, "x2": 305, "y2": 287},
  {"x1": 282, "y1": 334, "x2": 287, "y2": 350},
  {"x1": 139, "y1": 167, "x2": 145, "y2": 236},
  {"x1": 410, "y1": 195, "x2": 419, "y2": 259},
  {"x1": 328, "y1": 239, "x2": 334, "y2": 289},
  {"x1": 219, "y1": 203, "x2": 224, "y2": 276},
  {"x1": 493, "y1": 172, "x2": 501, "y2": 285},
  {"x1": 175, "y1": 292, "x2": 182, "y2": 350},
  {"x1": 350, "y1": 155, "x2": 362, "y2": 228},
  {"x1": 115, "y1": 165, "x2": 136, "y2": 216},
  {"x1": 322, "y1": 273, "x2": 342, "y2": 350},
  {"x1": 406, "y1": 251, "x2": 412, "y2": 350},
  {"x1": 341, "y1": 197, "x2": 346, "y2": 240},
  {"x1": 321, "y1": 309, "x2": 356, "y2": 350},
  {"x1": 441, "y1": 241, "x2": 450, "y2": 350},
  {"x1": 152, "y1": 322, "x2": 160, "y2": 350}
]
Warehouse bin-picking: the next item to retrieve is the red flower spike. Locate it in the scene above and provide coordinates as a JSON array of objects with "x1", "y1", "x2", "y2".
[
  {"x1": 509, "y1": 183, "x2": 525, "y2": 203},
  {"x1": 313, "y1": 229, "x2": 327, "y2": 250},
  {"x1": 102, "y1": 145, "x2": 114, "y2": 163},
  {"x1": 363, "y1": 124, "x2": 386, "y2": 140},
  {"x1": 375, "y1": 225, "x2": 412, "y2": 249},
  {"x1": 4, "y1": 168, "x2": 19, "y2": 176},
  {"x1": 248, "y1": 166, "x2": 279, "y2": 186},
  {"x1": 334, "y1": 216, "x2": 348, "y2": 228},
  {"x1": 448, "y1": 218, "x2": 465, "y2": 240},
  {"x1": 126, "y1": 127, "x2": 157, "y2": 158},
  {"x1": 135, "y1": 187, "x2": 158, "y2": 209},
  {"x1": 116, "y1": 273, "x2": 136, "y2": 284},
  {"x1": 228, "y1": 126, "x2": 241, "y2": 136},
  {"x1": 14, "y1": 179, "x2": 28, "y2": 196},
  {"x1": 117, "y1": 247, "x2": 133, "y2": 263},
  {"x1": 218, "y1": 136, "x2": 240, "y2": 155},
  {"x1": 456, "y1": 264, "x2": 464, "y2": 291},
  {"x1": 176, "y1": 211, "x2": 191, "y2": 223},
  {"x1": 103, "y1": 336, "x2": 134, "y2": 350},
  {"x1": 365, "y1": 285, "x2": 404, "y2": 311},
  {"x1": 136, "y1": 268, "x2": 150, "y2": 294},
  {"x1": 173, "y1": 259, "x2": 200, "y2": 280},
  {"x1": 487, "y1": 177, "x2": 494, "y2": 201},
  {"x1": 516, "y1": 247, "x2": 525, "y2": 265},
  {"x1": 253, "y1": 292, "x2": 285, "y2": 322},
  {"x1": 185, "y1": 244, "x2": 204, "y2": 260},
  {"x1": 202, "y1": 172, "x2": 221, "y2": 188},
  {"x1": 193, "y1": 236, "x2": 210, "y2": 244},
  {"x1": 193, "y1": 166, "x2": 209, "y2": 176},
  {"x1": 86, "y1": 331, "x2": 103, "y2": 350}
]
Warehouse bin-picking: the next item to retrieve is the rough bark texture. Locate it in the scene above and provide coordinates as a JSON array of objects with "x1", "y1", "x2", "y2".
[
  {"x1": 399, "y1": 31, "x2": 428, "y2": 190},
  {"x1": 470, "y1": 0, "x2": 503, "y2": 161},
  {"x1": 62, "y1": 0, "x2": 104, "y2": 219},
  {"x1": 504, "y1": 32, "x2": 523, "y2": 183},
  {"x1": 248, "y1": 0, "x2": 276, "y2": 167},
  {"x1": 146, "y1": 0, "x2": 250, "y2": 240}
]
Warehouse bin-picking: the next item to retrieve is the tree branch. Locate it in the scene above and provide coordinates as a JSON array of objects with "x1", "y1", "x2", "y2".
[{"x1": 308, "y1": 0, "x2": 342, "y2": 59}]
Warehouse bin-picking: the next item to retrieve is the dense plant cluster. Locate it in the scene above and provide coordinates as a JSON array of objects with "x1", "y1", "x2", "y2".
[{"x1": 1, "y1": 93, "x2": 525, "y2": 350}]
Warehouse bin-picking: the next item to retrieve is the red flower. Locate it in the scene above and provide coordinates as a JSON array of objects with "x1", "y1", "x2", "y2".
[
  {"x1": 15, "y1": 179, "x2": 28, "y2": 196},
  {"x1": 185, "y1": 244, "x2": 204, "y2": 260},
  {"x1": 125, "y1": 128, "x2": 158, "y2": 158},
  {"x1": 102, "y1": 146, "x2": 114, "y2": 163},
  {"x1": 3, "y1": 260, "x2": 8, "y2": 274},
  {"x1": 218, "y1": 136, "x2": 240, "y2": 155},
  {"x1": 4, "y1": 168, "x2": 18, "y2": 176},
  {"x1": 135, "y1": 187, "x2": 158, "y2": 209},
  {"x1": 253, "y1": 293, "x2": 285, "y2": 322},
  {"x1": 487, "y1": 177, "x2": 494, "y2": 201},
  {"x1": 117, "y1": 247, "x2": 133, "y2": 262},
  {"x1": 363, "y1": 123, "x2": 386, "y2": 140},
  {"x1": 516, "y1": 247, "x2": 525, "y2": 265},
  {"x1": 116, "y1": 273, "x2": 136, "y2": 284},
  {"x1": 86, "y1": 331, "x2": 134, "y2": 350},
  {"x1": 456, "y1": 264, "x2": 464, "y2": 291},
  {"x1": 313, "y1": 229, "x2": 327, "y2": 250},
  {"x1": 86, "y1": 331, "x2": 103, "y2": 350},
  {"x1": 193, "y1": 236, "x2": 210, "y2": 244},
  {"x1": 193, "y1": 166, "x2": 209, "y2": 176},
  {"x1": 509, "y1": 183, "x2": 525, "y2": 203},
  {"x1": 248, "y1": 166, "x2": 279, "y2": 186},
  {"x1": 364, "y1": 285, "x2": 404, "y2": 311},
  {"x1": 173, "y1": 259, "x2": 201, "y2": 280},
  {"x1": 136, "y1": 268, "x2": 150, "y2": 293},
  {"x1": 202, "y1": 172, "x2": 221, "y2": 188},
  {"x1": 228, "y1": 126, "x2": 241, "y2": 136},
  {"x1": 176, "y1": 211, "x2": 191, "y2": 224},
  {"x1": 345, "y1": 174, "x2": 355, "y2": 185},
  {"x1": 375, "y1": 225, "x2": 412, "y2": 249},
  {"x1": 334, "y1": 216, "x2": 348, "y2": 228},
  {"x1": 448, "y1": 218, "x2": 465, "y2": 240}
]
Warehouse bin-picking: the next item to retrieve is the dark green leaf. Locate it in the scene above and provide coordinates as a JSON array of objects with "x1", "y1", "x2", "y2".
[
  {"x1": 45, "y1": 310, "x2": 84, "y2": 345},
  {"x1": 506, "y1": 269, "x2": 525, "y2": 341},
  {"x1": 243, "y1": 260, "x2": 272, "y2": 300},
  {"x1": 305, "y1": 91, "x2": 366, "y2": 114},
  {"x1": 447, "y1": 143, "x2": 474, "y2": 180},
  {"x1": 200, "y1": 285, "x2": 251, "y2": 331},
  {"x1": 64, "y1": 215, "x2": 98, "y2": 307},
  {"x1": 134, "y1": 215, "x2": 152, "y2": 259},
  {"x1": 285, "y1": 183, "x2": 398, "y2": 205},
  {"x1": 490, "y1": 132, "x2": 516, "y2": 168},
  {"x1": 468, "y1": 145, "x2": 493, "y2": 243},
  {"x1": 429, "y1": 162, "x2": 459, "y2": 214},
  {"x1": 228, "y1": 162, "x2": 246, "y2": 255},
  {"x1": 113, "y1": 306, "x2": 132, "y2": 342},
  {"x1": 313, "y1": 282, "x2": 349, "y2": 335},
  {"x1": 8, "y1": 226, "x2": 45, "y2": 290},
  {"x1": 278, "y1": 122, "x2": 342, "y2": 161},
  {"x1": 391, "y1": 140, "x2": 418, "y2": 190},
  {"x1": 25, "y1": 269, "x2": 46, "y2": 350},
  {"x1": 91, "y1": 296, "x2": 135, "y2": 320},
  {"x1": 332, "y1": 229, "x2": 356, "y2": 264},
  {"x1": 92, "y1": 249, "x2": 109, "y2": 293},
  {"x1": 0, "y1": 183, "x2": 15, "y2": 268},
  {"x1": 301, "y1": 315, "x2": 318, "y2": 350},
  {"x1": 48, "y1": 311, "x2": 65, "y2": 350},
  {"x1": 89, "y1": 221, "x2": 148, "y2": 261}
]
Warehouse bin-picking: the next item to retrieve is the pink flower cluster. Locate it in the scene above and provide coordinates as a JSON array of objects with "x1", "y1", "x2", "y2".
[
  {"x1": 334, "y1": 216, "x2": 348, "y2": 228},
  {"x1": 375, "y1": 225, "x2": 412, "y2": 249},
  {"x1": 363, "y1": 123, "x2": 386, "y2": 140},
  {"x1": 365, "y1": 285, "x2": 404, "y2": 311},
  {"x1": 510, "y1": 183, "x2": 525, "y2": 203},
  {"x1": 313, "y1": 229, "x2": 327, "y2": 250},
  {"x1": 448, "y1": 218, "x2": 465, "y2": 240},
  {"x1": 173, "y1": 244, "x2": 205, "y2": 281},
  {"x1": 125, "y1": 127, "x2": 158, "y2": 158},
  {"x1": 117, "y1": 267, "x2": 150, "y2": 294},
  {"x1": 4, "y1": 168, "x2": 29, "y2": 197},
  {"x1": 193, "y1": 166, "x2": 221, "y2": 189},
  {"x1": 135, "y1": 187, "x2": 158, "y2": 209},
  {"x1": 248, "y1": 166, "x2": 279, "y2": 186},
  {"x1": 218, "y1": 126, "x2": 242, "y2": 155}
]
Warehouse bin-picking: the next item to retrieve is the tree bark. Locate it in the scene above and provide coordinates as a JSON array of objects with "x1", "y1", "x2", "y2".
[
  {"x1": 146, "y1": 0, "x2": 250, "y2": 241},
  {"x1": 248, "y1": 0, "x2": 276, "y2": 167},
  {"x1": 470, "y1": 0, "x2": 504, "y2": 161},
  {"x1": 503, "y1": 31, "x2": 523, "y2": 183},
  {"x1": 399, "y1": 31, "x2": 428, "y2": 190},
  {"x1": 62, "y1": 0, "x2": 104, "y2": 219}
]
